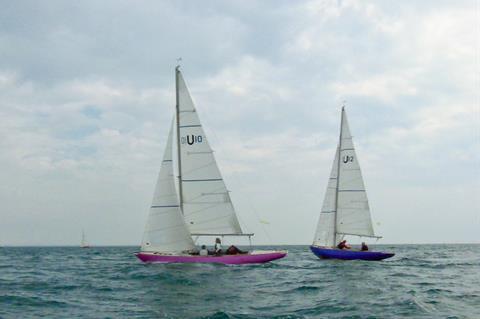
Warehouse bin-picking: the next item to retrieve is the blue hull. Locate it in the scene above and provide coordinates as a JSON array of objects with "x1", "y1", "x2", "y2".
[{"x1": 310, "y1": 246, "x2": 394, "y2": 261}]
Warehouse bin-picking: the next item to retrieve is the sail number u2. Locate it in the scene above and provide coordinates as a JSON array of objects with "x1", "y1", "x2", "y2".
[
  {"x1": 342, "y1": 155, "x2": 354, "y2": 163},
  {"x1": 181, "y1": 134, "x2": 203, "y2": 145}
]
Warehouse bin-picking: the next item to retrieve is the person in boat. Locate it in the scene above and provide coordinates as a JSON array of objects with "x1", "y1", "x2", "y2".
[
  {"x1": 226, "y1": 245, "x2": 245, "y2": 255},
  {"x1": 361, "y1": 242, "x2": 369, "y2": 251},
  {"x1": 199, "y1": 245, "x2": 208, "y2": 256},
  {"x1": 337, "y1": 240, "x2": 351, "y2": 250},
  {"x1": 214, "y1": 238, "x2": 222, "y2": 255}
]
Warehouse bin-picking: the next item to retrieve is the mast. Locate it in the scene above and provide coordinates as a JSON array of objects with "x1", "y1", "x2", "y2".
[
  {"x1": 333, "y1": 106, "x2": 344, "y2": 247},
  {"x1": 175, "y1": 66, "x2": 184, "y2": 213}
]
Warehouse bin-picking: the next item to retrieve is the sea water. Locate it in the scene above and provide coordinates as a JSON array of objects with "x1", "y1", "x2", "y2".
[{"x1": 0, "y1": 245, "x2": 479, "y2": 318}]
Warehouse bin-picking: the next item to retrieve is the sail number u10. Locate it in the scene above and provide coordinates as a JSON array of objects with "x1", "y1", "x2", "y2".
[{"x1": 181, "y1": 134, "x2": 203, "y2": 145}]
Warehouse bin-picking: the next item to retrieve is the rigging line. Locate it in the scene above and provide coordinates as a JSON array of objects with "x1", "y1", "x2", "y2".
[
  {"x1": 149, "y1": 209, "x2": 180, "y2": 216},
  {"x1": 186, "y1": 200, "x2": 230, "y2": 205},
  {"x1": 156, "y1": 193, "x2": 180, "y2": 198},
  {"x1": 146, "y1": 223, "x2": 192, "y2": 232},
  {"x1": 151, "y1": 205, "x2": 179, "y2": 208},
  {"x1": 183, "y1": 203, "x2": 226, "y2": 216},
  {"x1": 195, "y1": 115, "x2": 272, "y2": 242},
  {"x1": 181, "y1": 161, "x2": 216, "y2": 175},
  {"x1": 182, "y1": 178, "x2": 223, "y2": 182},
  {"x1": 143, "y1": 237, "x2": 193, "y2": 245},
  {"x1": 187, "y1": 215, "x2": 234, "y2": 226},
  {"x1": 192, "y1": 107, "x2": 253, "y2": 236},
  {"x1": 179, "y1": 124, "x2": 202, "y2": 128},
  {"x1": 183, "y1": 185, "x2": 227, "y2": 202}
]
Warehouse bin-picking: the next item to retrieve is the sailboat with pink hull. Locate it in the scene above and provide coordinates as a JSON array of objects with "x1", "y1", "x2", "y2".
[{"x1": 135, "y1": 66, "x2": 286, "y2": 264}]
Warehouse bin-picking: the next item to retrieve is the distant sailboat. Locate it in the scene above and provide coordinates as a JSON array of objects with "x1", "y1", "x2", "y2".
[
  {"x1": 81, "y1": 230, "x2": 90, "y2": 248},
  {"x1": 310, "y1": 107, "x2": 394, "y2": 261},
  {"x1": 135, "y1": 66, "x2": 287, "y2": 264}
]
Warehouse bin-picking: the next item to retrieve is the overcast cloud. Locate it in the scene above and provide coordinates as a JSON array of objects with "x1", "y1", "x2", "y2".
[{"x1": 0, "y1": 0, "x2": 478, "y2": 245}]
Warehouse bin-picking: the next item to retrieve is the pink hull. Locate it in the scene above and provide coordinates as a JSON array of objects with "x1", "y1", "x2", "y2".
[{"x1": 135, "y1": 251, "x2": 287, "y2": 264}]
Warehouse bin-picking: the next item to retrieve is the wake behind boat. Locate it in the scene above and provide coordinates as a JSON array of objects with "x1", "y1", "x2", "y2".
[
  {"x1": 136, "y1": 66, "x2": 286, "y2": 265},
  {"x1": 310, "y1": 107, "x2": 394, "y2": 261}
]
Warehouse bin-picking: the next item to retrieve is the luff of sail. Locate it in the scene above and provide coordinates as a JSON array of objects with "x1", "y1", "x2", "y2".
[
  {"x1": 176, "y1": 69, "x2": 243, "y2": 235},
  {"x1": 141, "y1": 121, "x2": 195, "y2": 253}
]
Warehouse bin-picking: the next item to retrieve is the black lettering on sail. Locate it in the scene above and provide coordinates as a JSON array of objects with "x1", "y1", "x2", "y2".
[
  {"x1": 343, "y1": 155, "x2": 354, "y2": 163},
  {"x1": 187, "y1": 135, "x2": 195, "y2": 145}
]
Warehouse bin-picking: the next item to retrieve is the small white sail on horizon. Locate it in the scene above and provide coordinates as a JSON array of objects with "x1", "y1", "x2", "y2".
[
  {"x1": 313, "y1": 107, "x2": 377, "y2": 247},
  {"x1": 81, "y1": 230, "x2": 90, "y2": 248}
]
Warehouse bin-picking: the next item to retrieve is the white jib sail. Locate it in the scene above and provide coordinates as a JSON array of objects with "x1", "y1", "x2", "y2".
[
  {"x1": 336, "y1": 109, "x2": 375, "y2": 238},
  {"x1": 141, "y1": 120, "x2": 195, "y2": 253},
  {"x1": 313, "y1": 147, "x2": 339, "y2": 247},
  {"x1": 176, "y1": 70, "x2": 243, "y2": 235}
]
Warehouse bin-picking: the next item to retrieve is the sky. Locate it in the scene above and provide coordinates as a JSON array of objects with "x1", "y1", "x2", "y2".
[{"x1": 0, "y1": 0, "x2": 478, "y2": 246}]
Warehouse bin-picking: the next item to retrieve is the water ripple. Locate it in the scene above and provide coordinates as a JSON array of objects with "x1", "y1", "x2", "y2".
[{"x1": 0, "y1": 245, "x2": 479, "y2": 318}]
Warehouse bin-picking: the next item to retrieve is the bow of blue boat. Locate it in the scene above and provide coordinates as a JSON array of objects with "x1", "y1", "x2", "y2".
[{"x1": 310, "y1": 245, "x2": 394, "y2": 261}]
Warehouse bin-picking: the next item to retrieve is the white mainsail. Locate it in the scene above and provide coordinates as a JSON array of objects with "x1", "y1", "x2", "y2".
[
  {"x1": 176, "y1": 69, "x2": 243, "y2": 235},
  {"x1": 336, "y1": 109, "x2": 374, "y2": 238},
  {"x1": 313, "y1": 107, "x2": 376, "y2": 247},
  {"x1": 141, "y1": 121, "x2": 195, "y2": 253}
]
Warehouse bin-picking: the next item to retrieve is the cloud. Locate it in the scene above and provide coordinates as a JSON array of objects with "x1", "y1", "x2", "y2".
[{"x1": 0, "y1": 1, "x2": 478, "y2": 245}]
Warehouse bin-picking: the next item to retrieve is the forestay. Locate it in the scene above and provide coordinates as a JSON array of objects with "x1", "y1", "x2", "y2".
[
  {"x1": 176, "y1": 70, "x2": 243, "y2": 235},
  {"x1": 141, "y1": 121, "x2": 195, "y2": 253}
]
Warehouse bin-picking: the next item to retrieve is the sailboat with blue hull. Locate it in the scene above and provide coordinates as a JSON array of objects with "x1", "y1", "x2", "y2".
[{"x1": 310, "y1": 107, "x2": 394, "y2": 261}]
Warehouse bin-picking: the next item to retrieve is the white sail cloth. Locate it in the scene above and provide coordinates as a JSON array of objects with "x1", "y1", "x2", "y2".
[
  {"x1": 313, "y1": 108, "x2": 375, "y2": 247},
  {"x1": 141, "y1": 121, "x2": 195, "y2": 253},
  {"x1": 313, "y1": 148, "x2": 339, "y2": 247},
  {"x1": 336, "y1": 110, "x2": 374, "y2": 238},
  {"x1": 176, "y1": 71, "x2": 243, "y2": 235}
]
